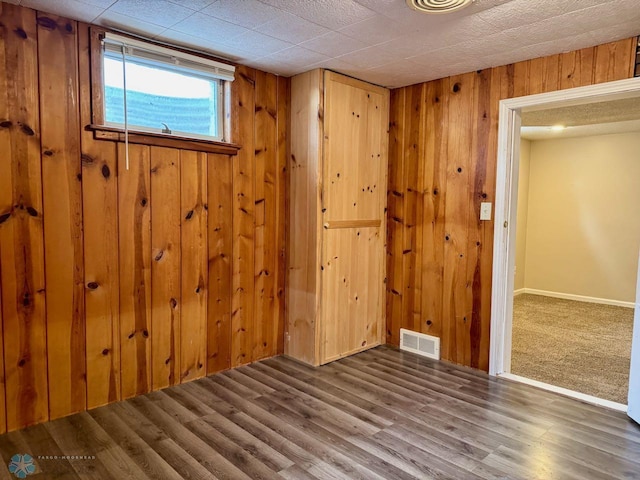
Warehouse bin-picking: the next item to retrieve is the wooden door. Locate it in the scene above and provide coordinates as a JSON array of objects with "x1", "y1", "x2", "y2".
[{"x1": 320, "y1": 71, "x2": 389, "y2": 363}]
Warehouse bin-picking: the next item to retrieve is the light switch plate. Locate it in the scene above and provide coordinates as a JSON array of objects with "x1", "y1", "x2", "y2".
[{"x1": 480, "y1": 202, "x2": 492, "y2": 221}]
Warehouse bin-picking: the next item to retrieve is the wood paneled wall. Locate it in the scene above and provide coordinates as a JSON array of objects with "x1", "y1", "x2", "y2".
[
  {"x1": 0, "y1": 2, "x2": 288, "y2": 432},
  {"x1": 386, "y1": 37, "x2": 637, "y2": 371}
]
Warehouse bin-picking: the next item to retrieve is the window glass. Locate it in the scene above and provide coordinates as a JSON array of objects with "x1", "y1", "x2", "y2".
[{"x1": 103, "y1": 55, "x2": 221, "y2": 139}]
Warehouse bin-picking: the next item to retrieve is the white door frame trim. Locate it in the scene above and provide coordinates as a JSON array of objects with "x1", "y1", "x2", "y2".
[{"x1": 489, "y1": 76, "x2": 640, "y2": 379}]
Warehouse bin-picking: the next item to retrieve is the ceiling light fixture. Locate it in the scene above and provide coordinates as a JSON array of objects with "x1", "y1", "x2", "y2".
[
  {"x1": 551, "y1": 125, "x2": 566, "y2": 131},
  {"x1": 406, "y1": 0, "x2": 475, "y2": 14}
]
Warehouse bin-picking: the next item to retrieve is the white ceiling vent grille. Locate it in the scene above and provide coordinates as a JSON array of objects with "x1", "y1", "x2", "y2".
[
  {"x1": 406, "y1": 0, "x2": 474, "y2": 14},
  {"x1": 400, "y1": 328, "x2": 440, "y2": 360}
]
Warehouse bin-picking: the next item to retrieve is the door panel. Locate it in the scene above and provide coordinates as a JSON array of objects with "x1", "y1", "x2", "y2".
[
  {"x1": 320, "y1": 227, "x2": 384, "y2": 363},
  {"x1": 323, "y1": 72, "x2": 388, "y2": 222}
]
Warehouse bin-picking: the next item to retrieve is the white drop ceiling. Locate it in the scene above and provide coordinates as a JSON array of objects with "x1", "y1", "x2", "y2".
[{"x1": 10, "y1": 0, "x2": 640, "y2": 88}]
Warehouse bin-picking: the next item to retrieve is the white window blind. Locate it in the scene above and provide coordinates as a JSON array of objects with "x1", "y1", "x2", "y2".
[{"x1": 102, "y1": 32, "x2": 235, "y2": 82}]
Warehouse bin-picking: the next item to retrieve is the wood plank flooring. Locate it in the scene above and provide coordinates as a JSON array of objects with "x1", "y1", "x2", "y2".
[{"x1": 0, "y1": 345, "x2": 638, "y2": 479}]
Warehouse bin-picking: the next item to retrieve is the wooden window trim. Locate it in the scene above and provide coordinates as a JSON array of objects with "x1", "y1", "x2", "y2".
[
  {"x1": 88, "y1": 124, "x2": 241, "y2": 155},
  {"x1": 88, "y1": 26, "x2": 238, "y2": 154}
]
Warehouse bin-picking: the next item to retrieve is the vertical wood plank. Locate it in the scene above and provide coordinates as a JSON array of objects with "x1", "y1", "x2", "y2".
[
  {"x1": 150, "y1": 146, "x2": 181, "y2": 390},
  {"x1": 511, "y1": 60, "x2": 529, "y2": 98},
  {"x1": 231, "y1": 65, "x2": 256, "y2": 367},
  {"x1": 254, "y1": 70, "x2": 278, "y2": 361},
  {"x1": 420, "y1": 79, "x2": 448, "y2": 339},
  {"x1": 465, "y1": 68, "x2": 493, "y2": 370},
  {"x1": 119, "y1": 144, "x2": 151, "y2": 399},
  {"x1": 401, "y1": 84, "x2": 425, "y2": 334},
  {"x1": 37, "y1": 12, "x2": 86, "y2": 421},
  {"x1": 78, "y1": 24, "x2": 120, "y2": 409},
  {"x1": 285, "y1": 70, "x2": 323, "y2": 365},
  {"x1": 0, "y1": 4, "x2": 49, "y2": 431},
  {"x1": 207, "y1": 153, "x2": 233, "y2": 374},
  {"x1": 442, "y1": 73, "x2": 474, "y2": 364},
  {"x1": 594, "y1": 38, "x2": 637, "y2": 82},
  {"x1": 527, "y1": 57, "x2": 545, "y2": 95},
  {"x1": 542, "y1": 53, "x2": 561, "y2": 92},
  {"x1": 275, "y1": 76, "x2": 289, "y2": 356},
  {"x1": 385, "y1": 88, "x2": 405, "y2": 345},
  {"x1": 180, "y1": 150, "x2": 208, "y2": 383}
]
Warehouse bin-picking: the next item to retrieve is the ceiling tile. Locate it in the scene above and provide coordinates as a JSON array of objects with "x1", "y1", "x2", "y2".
[
  {"x1": 167, "y1": 0, "x2": 216, "y2": 9},
  {"x1": 259, "y1": 46, "x2": 330, "y2": 69},
  {"x1": 109, "y1": 0, "x2": 195, "y2": 28},
  {"x1": 335, "y1": 45, "x2": 398, "y2": 70},
  {"x1": 337, "y1": 14, "x2": 404, "y2": 45},
  {"x1": 218, "y1": 29, "x2": 294, "y2": 57},
  {"x1": 258, "y1": 0, "x2": 377, "y2": 29},
  {"x1": 22, "y1": 0, "x2": 104, "y2": 22},
  {"x1": 95, "y1": 9, "x2": 167, "y2": 36},
  {"x1": 478, "y1": 0, "x2": 605, "y2": 28},
  {"x1": 255, "y1": 12, "x2": 330, "y2": 44},
  {"x1": 80, "y1": 0, "x2": 119, "y2": 8},
  {"x1": 298, "y1": 31, "x2": 368, "y2": 57},
  {"x1": 201, "y1": 0, "x2": 282, "y2": 29},
  {"x1": 153, "y1": 29, "x2": 251, "y2": 61},
  {"x1": 170, "y1": 11, "x2": 250, "y2": 40}
]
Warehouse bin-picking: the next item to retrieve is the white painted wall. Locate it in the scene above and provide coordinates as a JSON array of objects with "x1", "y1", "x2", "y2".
[
  {"x1": 515, "y1": 139, "x2": 531, "y2": 292},
  {"x1": 516, "y1": 132, "x2": 640, "y2": 303}
]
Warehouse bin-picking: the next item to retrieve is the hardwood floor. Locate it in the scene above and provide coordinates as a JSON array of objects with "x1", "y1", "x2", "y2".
[{"x1": 0, "y1": 345, "x2": 638, "y2": 479}]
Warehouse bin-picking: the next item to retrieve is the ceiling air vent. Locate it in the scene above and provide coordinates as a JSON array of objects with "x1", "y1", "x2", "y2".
[{"x1": 406, "y1": 0, "x2": 475, "y2": 14}]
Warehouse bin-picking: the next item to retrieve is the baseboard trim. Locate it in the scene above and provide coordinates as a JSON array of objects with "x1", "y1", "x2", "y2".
[
  {"x1": 518, "y1": 288, "x2": 634, "y2": 309},
  {"x1": 499, "y1": 372, "x2": 627, "y2": 412}
]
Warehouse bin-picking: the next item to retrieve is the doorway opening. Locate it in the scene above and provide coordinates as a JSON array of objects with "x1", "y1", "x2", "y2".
[{"x1": 489, "y1": 77, "x2": 640, "y2": 413}]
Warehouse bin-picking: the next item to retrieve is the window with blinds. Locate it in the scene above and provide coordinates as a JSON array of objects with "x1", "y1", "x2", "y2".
[{"x1": 101, "y1": 32, "x2": 235, "y2": 142}]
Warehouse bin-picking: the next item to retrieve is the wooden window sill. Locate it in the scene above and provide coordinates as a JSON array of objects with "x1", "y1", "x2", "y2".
[{"x1": 88, "y1": 124, "x2": 241, "y2": 155}]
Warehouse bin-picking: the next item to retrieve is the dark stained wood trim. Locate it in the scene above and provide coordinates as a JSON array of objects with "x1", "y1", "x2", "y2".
[{"x1": 88, "y1": 125, "x2": 241, "y2": 155}]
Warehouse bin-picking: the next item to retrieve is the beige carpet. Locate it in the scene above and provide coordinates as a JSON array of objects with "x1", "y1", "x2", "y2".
[{"x1": 511, "y1": 294, "x2": 633, "y2": 404}]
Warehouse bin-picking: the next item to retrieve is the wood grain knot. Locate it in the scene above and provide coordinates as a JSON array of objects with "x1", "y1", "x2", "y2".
[
  {"x1": 26, "y1": 206, "x2": 38, "y2": 217},
  {"x1": 141, "y1": 198, "x2": 148, "y2": 207},
  {"x1": 452, "y1": 83, "x2": 461, "y2": 93},
  {"x1": 81, "y1": 153, "x2": 94, "y2": 165},
  {"x1": 457, "y1": 167, "x2": 462, "y2": 173},
  {"x1": 142, "y1": 330, "x2": 149, "y2": 338},
  {"x1": 170, "y1": 298, "x2": 178, "y2": 309},
  {"x1": 0, "y1": 120, "x2": 12, "y2": 128},
  {"x1": 87, "y1": 282, "x2": 99, "y2": 290},
  {"x1": 102, "y1": 348, "x2": 109, "y2": 356},
  {"x1": 165, "y1": 358, "x2": 171, "y2": 365},
  {"x1": 185, "y1": 210, "x2": 194, "y2": 220},
  {"x1": 18, "y1": 359, "x2": 26, "y2": 367},
  {"x1": 13, "y1": 27, "x2": 27, "y2": 39},
  {"x1": 426, "y1": 320, "x2": 432, "y2": 326},
  {"x1": 36, "y1": 17, "x2": 57, "y2": 30},
  {"x1": 20, "y1": 124, "x2": 35, "y2": 136},
  {"x1": 22, "y1": 293, "x2": 31, "y2": 307},
  {"x1": 128, "y1": 332, "x2": 135, "y2": 339},
  {"x1": 43, "y1": 150, "x2": 54, "y2": 156},
  {"x1": 154, "y1": 250, "x2": 164, "y2": 262},
  {"x1": 101, "y1": 164, "x2": 110, "y2": 179},
  {"x1": 0, "y1": 213, "x2": 11, "y2": 224}
]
